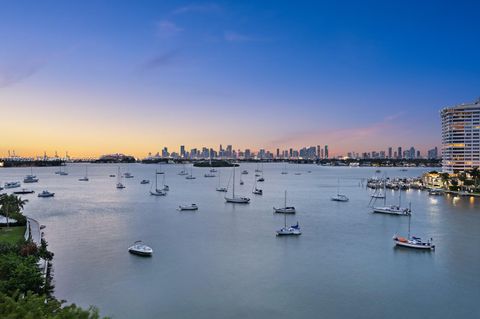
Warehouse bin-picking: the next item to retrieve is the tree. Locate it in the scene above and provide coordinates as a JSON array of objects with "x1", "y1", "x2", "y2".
[
  {"x1": 440, "y1": 172, "x2": 450, "y2": 189},
  {"x1": 0, "y1": 195, "x2": 28, "y2": 227},
  {"x1": 469, "y1": 166, "x2": 480, "y2": 191}
]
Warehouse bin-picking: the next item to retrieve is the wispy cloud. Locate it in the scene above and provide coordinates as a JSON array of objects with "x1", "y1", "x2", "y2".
[
  {"x1": 0, "y1": 63, "x2": 43, "y2": 89},
  {"x1": 156, "y1": 20, "x2": 183, "y2": 38},
  {"x1": 172, "y1": 3, "x2": 221, "y2": 15},
  {"x1": 224, "y1": 31, "x2": 267, "y2": 43},
  {"x1": 139, "y1": 49, "x2": 181, "y2": 72}
]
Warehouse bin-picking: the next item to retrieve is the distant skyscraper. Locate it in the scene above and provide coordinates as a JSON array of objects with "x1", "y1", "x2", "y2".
[
  {"x1": 397, "y1": 147, "x2": 402, "y2": 159},
  {"x1": 441, "y1": 99, "x2": 480, "y2": 173},
  {"x1": 388, "y1": 147, "x2": 392, "y2": 159},
  {"x1": 180, "y1": 145, "x2": 185, "y2": 158},
  {"x1": 317, "y1": 145, "x2": 321, "y2": 158},
  {"x1": 324, "y1": 145, "x2": 329, "y2": 159},
  {"x1": 276, "y1": 148, "x2": 280, "y2": 158}
]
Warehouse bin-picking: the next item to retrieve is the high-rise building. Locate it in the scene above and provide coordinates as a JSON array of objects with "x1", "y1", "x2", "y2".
[
  {"x1": 180, "y1": 145, "x2": 185, "y2": 158},
  {"x1": 397, "y1": 147, "x2": 402, "y2": 159},
  {"x1": 324, "y1": 145, "x2": 329, "y2": 159},
  {"x1": 276, "y1": 148, "x2": 280, "y2": 158},
  {"x1": 388, "y1": 147, "x2": 392, "y2": 159},
  {"x1": 441, "y1": 99, "x2": 480, "y2": 173},
  {"x1": 317, "y1": 145, "x2": 321, "y2": 159},
  {"x1": 427, "y1": 147, "x2": 438, "y2": 159}
]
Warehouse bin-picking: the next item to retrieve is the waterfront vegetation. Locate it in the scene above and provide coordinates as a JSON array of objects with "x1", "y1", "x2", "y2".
[
  {"x1": 424, "y1": 167, "x2": 480, "y2": 194},
  {"x1": 0, "y1": 195, "x2": 106, "y2": 318}
]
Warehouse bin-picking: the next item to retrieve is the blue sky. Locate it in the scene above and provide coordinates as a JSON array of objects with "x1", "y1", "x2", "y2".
[{"x1": 1, "y1": 0, "x2": 479, "y2": 156}]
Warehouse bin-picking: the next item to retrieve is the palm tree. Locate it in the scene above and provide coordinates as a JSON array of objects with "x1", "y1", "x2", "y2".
[
  {"x1": 469, "y1": 167, "x2": 480, "y2": 192},
  {"x1": 440, "y1": 172, "x2": 450, "y2": 189},
  {"x1": 0, "y1": 194, "x2": 28, "y2": 227}
]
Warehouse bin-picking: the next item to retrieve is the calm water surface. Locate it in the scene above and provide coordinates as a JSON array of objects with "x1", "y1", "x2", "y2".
[{"x1": 1, "y1": 164, "x2": 479, "y2": 318}]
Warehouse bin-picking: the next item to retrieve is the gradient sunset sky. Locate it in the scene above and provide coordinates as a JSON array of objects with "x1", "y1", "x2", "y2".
[{"x1": 1, "y1": 0, "x2": 479, "y2": 157}]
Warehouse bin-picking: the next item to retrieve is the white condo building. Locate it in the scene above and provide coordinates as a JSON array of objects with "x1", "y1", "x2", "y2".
[{"x1": 441, "y1": 99, "x2": 480, "y2": 173}]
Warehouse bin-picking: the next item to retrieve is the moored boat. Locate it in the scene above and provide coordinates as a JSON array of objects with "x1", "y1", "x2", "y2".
[
  {"x1": 38, "y1": 190, "x2": 55, "y2": 198},
  {"x1": 178, "y1": 204, "x2": 198, "y2": 211},
  {"x1": 274, "y1": 190, "x2": 296, "y2": 214},
  {"x1": 128, "y1": 241, "x2": 153, "y2": 256}
]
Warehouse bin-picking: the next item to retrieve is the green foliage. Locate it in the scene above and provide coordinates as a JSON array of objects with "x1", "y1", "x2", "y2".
[
  {"x1": 0, "y1": 195, "x2": 28, "y2": 226},
  {"x1": 0, "y1": 253, "x2": 43, "y2": 295},
  {"x1": 0, "y1": 292, "x2": 106, "y2": 319}
]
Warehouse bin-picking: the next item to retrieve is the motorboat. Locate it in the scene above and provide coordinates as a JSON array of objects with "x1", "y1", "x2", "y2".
[
  {"x1": 204, "y1": 173, "x2": 216, "y2": 178},
  {"x1": 124, "y1": 172, "x2": 134, "y2": 178},
  {"x1": 128, "y1": 241, "x2": 153, "y2": 256},
  {"x1": 216, "y1": 187, "x2": 228, "y2": 192},
  {"x1": 253, "y1": 188, "x2": 263, "y2": 195},
  {"x1": 392, "y1": 213, "x2": 434, "y2": 250},
  {"x1": 109, "y1": 174, "x2": 116, "y2": 177},
  {"x1": 163, "y1": 185, "x2": 169, "y2": 191},
  {"x1": 241, "y1": 170, "x2": 248, "y2": 175},
  {"x1": 178, "y1": 204, "x2": 198, "y2": 211},
  {"x1": 210, "y1": 168, "x2": 217, "y2": 173},
  {"x1": 140, "y1": 179, "x2": 150, "y2": 184},
  {"x1": 225, "y1": 166, "x2": 250, "y2": 204},
  {"x1": 116, "y1": 167, "x2": 125, "y2": 189},
  {"x1": 428, "y1": 188, "x2": 443, "y2": 196},
  {"x1": 257, "y1": 177, "x2": 265, "y2": 182},
  {"x1": 4, "y1": 182, "x2": 21, "y2": 189},
  {"x1": 38, "y1": 190, "x2": 55, "y2": 198},
  {"x1": 331, "y1": 194, "x2": 349, "y2": 202},
  {"x1": 274, "y1": 190, "x2": 296, "y2": 214},
  {"x1": 116, "y1": 183, "x2": 126, "y2": 189},
  {"x1": 13, "y1": 189, "x2": 35, "y2": 195}
]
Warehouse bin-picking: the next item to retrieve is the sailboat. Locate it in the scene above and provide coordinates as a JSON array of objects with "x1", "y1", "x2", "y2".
[
  {"x1": 331, "y1": 178, "x2": 349, "y2": 202},
  {"x1": 156, "y1": 163, "x2": 165, "y2": 174},
  {"x1": 79, "y1": 165, "x2": 89, "y2": 181},
  {"x1": 216, "y1": 172, "x2": 227, "y2": 192},
  {"x1": 59, "y1": 165, "x2": 68, "y2": 175},
  {"x1": 186, "y1": 168, "x2": 196, "y2": 179},
  {"x1": 162, "y1": 174, "x2": 169, "y2": 191},
  {"x1": 281, "y1": 162, "x2": 288, "y2": 175},
  {"x1": 24, "y1": 167, "x2": 39, "y2": 183},
  {"x1": 257, "y1": 165, "x2": 265, "y2": 182},
  {"x1": 225, "y1": 165, "x2": 250, "y2": 203},
  {"x1": 116, "y1": 167, "x2": 125, "y2": 189},
  {"x1": 150, "y1": 170, "x2": 166, "y2": 196},
  {"x1": 274, "y1": 190, "x2": 296, "y2": 214},
  {"x1": 178, "y1": 163, "x2": 189, "y2": 175},
  {"x1": 373, "y1": 188, "x2": 411, "y2": 216},
  {"x1": 255, "y1": 163, "x2": 262, "y2": 173},
  {"x1": 393, "y1": 212, "x2": 435, "y2": 250},
  {"x1": 252, "y1": 175, "x2": 263, "y2": 195},
  {"x1": 276, "y1": 215, "x2": 301, "y2": 236}
]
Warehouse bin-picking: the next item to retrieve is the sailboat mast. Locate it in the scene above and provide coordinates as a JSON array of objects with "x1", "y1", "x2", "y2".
[
  {"x1": 232, "y1": 166, "x2": 235, "y2": 197},
  {"x1": 155, "y1": 170, "x2": 158, "y2": 190},
  {"x1": 384, "y1": 179, "x2": 387, "y2": 206},
  {"x1": 284, "y1": 190, "x2": 287, "y2": 208},
  {"x1": 408, "y1": 213, "x2": 411, "y2": 239}
]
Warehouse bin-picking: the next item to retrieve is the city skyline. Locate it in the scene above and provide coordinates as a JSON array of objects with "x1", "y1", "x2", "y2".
[{"x1": 2, "y1": 1, "x2": 480, "y2": 157}]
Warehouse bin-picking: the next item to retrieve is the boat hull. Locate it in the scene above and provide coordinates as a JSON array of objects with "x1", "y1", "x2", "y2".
[{"x1": 225, "y1": 197, "x2": 250, "y2": 203}]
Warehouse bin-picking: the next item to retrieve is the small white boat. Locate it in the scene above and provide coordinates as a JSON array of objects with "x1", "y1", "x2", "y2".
[
  {"x1": 216, "y1": 187, "x2": 227, "y2": 192},
  {"x1": 79, "y1": 165, "x2": 89, "y2": 181},
  {"x1": 331, "y1": 194, "x2": 349, "y2": 202},
  {"x1": 23, "y1": 173, "x2": 39, "y2": 183},
  {"x1": 116, "y1": 167, "x2": 125, "y2": 189},
  {"x1": 124, "y1": 172, "x2": 134, "y2": 178},
  {"x1": 331, "y1": 179, "x2": 349, "y2": 202},
  {"x1": 13, "y1": 189, "x2": 35, "y2": 195},
  {"x1": 38, "y1": 190, "x2": 55, "y2": 198},
  {"x1": 140, "y1": 179, "x2": 150, "y2": 184},
  {"x1": 163, "y1": 185, "x2": 169, "y2": 191},
  {"x1": 276, "y1": 217, "x2": 301, "y2": 236},
  {"x1": 59, "y1": 171, "x2": 68, "y2": 176},
  {"x1": 253, "y1": 188, "x2": 263, "y2": 195},
  {"x1": 373, "y1": 205, "x2": 411, "y2": 216},
  {"x1": 186, "y1": 175, "x2": 196, "y2": 180},
  {"x1": 371, "y1": 193, "x2": 386, "y2": 199},
  {"x1": 151, "y1": 170, "x2": 166, "y2": 195},
  {"x1": 224, "y1": 166, "x2": 250, "y2": 203},
  {"x1": 178, "y1": 204, "x2": 198, "y2": 211},
  {"x1": 128, "y1": 241, "x2": 153, "y2": 256},
  {"x1": 204, "y1": 173, "x2": 216, "y2": 178},
  {"x1": 392, "y1": 213, "x2": 434, "y2": 250},
  {"x1": 428, "y1": 188, "x2": 443, "y2": 196},
  {"x1": 274, "y1": 190, "x2": 296, "y2": 214},
  {"x1": 4, "y1": 182, "x2": 21, "y2": 189},
  {"x1": 241, "y1": 170, "x2": 248, "y2": 175}
]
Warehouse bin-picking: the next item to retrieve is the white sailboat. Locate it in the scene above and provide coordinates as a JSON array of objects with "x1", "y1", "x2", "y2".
[
  {"x1": 393, "y1": 213, "x2": 435, "y2": 250},
  {"x1": 216, "y1": 172, "x2": 227, "y2": 192},
  {"x1": 116, "y1": 167, "x2": 125, "y2": 189},
  {"x1": 178, "y1": 163, "x2": 189, "y2": 175},
  {"x1": 23, "y1": 167, "x2": 39, "y2": 183},
  {"x1": 225, "y1": 165, "x2": 250, "y2": 203},
  {"x1": 162, "y1": 174, "x2": 169, "y2": 191},
  {"x1": 276, "y1": 217, "x2": 301, "y2": 236},
  {"x1": 178, "y1": 204, "x2": 198, "y2": 211},
  {"x1": 79, "y1": 165, "x2": 89, "y2": 181},
  {"x1": 252, "y1": 175, "x2": 263, "y2": 195},
  {"x1": 274, "y1": 190, "x2": 296, "y2": 214},
  {"x1": 281, "y1": 162, "x2": 288, "y2": 175},
  {"x1": 373, "y1": 189, "x2": 411, "y2": 216},
  {"x1": 331, "y1": 178, "x2": 349, "y2": 202},
  {"x1": 150, "y1": 170, "x2": 166, "y2": 196},
  {"x1": 186, "y1": 168, "x2": 196, "y2": 180}
]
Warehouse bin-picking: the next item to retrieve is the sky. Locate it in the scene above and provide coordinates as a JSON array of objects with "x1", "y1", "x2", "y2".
[{"x1": 1, "y1": 0, "x2": 479, "y2": 158}]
